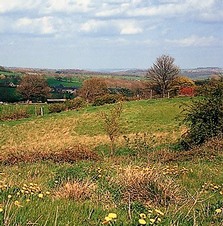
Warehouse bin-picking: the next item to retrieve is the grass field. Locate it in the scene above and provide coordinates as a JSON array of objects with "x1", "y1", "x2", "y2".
[
  {"x1": 46, "y1": 76, "x2": 84, "y2": 88},
  {"x1": 0, "y1": 97, "x2": 222, "y2": 225}
]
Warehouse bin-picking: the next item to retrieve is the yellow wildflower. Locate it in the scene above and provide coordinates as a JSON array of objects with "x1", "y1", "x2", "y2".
[
  {"x1": 38, "y1": 193, "x2": 43, "y2": 198},
  {"x1": 0, "y1": 207, "x2": 3, "y2": 213},
  {"x1": 215, "y1": 209, "x2": 222, "y2": 214},
  {"x1": 108, "y1": 213, "x2": 117, "y2": 219},
  {"x1": 139, "y1": 219, "x2": 147, "y2": 225},
  {"x1": 150, "y1": 218, "x2": 156, "y2": 224}
]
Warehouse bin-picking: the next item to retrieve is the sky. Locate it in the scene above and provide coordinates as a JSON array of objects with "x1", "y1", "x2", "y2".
[{"x1": 0, "y1": 0, "x2": 223, "y2": 70}]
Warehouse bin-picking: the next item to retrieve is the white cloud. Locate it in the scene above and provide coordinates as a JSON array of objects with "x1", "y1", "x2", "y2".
[
  {"x1": 95, "y1": 2, "x2": 130, "y2": 18},
  {"x1": 80, "y1": 20, "x2": 107, "y2": 33},
  {"x1": 80, "y1": 19, "x2": 143, "y2": 36},
  {"x1": 43, "y1": 0, "x2": 92, "y2": 14},
  {"x1": 0, "y1": 0, "x2": 41, "y2": 13},
  {"x1": 15, "y1": 17, "x2": 56, "y2": 35},
  {"x1": 118, "y1": 21, "x2": 143, "y2": 35},
  {"x1": 166, "y1": 35, "x2": 218, "y2": 47},
  {"x1": 125, "y1": 0, "x2": 218, "y2": 19}
]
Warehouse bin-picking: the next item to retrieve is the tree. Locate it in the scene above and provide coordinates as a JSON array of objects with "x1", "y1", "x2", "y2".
[
  {"x1": 78, "y1": 77, "x2": 108, "y2": 102},
  {"x1": 147, "y1": 55, "x2": 180, "y2": 97},
  {"x1": 17, "y1": 74, "x2": 51, "y2": 102},
  {"x1": 181, "y1": 80, "x2": 223, "y2": 149}
]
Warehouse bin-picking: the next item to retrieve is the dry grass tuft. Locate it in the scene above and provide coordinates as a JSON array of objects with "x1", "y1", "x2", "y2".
[
  {"x1": 116, "y1": 165, "x2": 183, "y2": 206},
  {"x1": 0, "y1": 145, "x2": 99, "y2": 165},
  {"x1": 54, "y1": 180, "x2": 97, "y2": 201}
]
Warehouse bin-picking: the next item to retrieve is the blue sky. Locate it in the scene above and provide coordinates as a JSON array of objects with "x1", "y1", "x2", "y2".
[{"x1": 0, "y1": 0, "x2": 222, "y2": 69}]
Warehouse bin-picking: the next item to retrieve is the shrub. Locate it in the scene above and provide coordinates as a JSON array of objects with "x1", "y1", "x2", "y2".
[
  {"x1": 65, "y1": 97, "x2": 86, "y2": 110},
  {"x1": 92, "y1": 94, "x2": 121, "y2": 106},
  {"x1": 181, "y1": 81, "x2": 223, "y2": 148},
  {"x1": 179, "y1": 87, "x2": 195, "y2": 97},
  {"x1": 48, "y1": 103, "x2": 66, "y2": 113},
  {"x1": 0, "y1": 105, "x2": 29, "y2": 121},
  {"x1": 100, "y1": 103, "x2": 123, "y2": 155}
]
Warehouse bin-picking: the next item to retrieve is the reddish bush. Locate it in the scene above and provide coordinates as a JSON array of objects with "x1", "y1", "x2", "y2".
[{"x1": 179, "y1": 87, "x2": 195, "y2": 97}]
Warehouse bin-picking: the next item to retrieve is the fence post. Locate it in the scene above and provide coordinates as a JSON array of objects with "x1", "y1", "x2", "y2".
[{"x1": 40, "y1": 107, "x2": 44, "y2": 116}]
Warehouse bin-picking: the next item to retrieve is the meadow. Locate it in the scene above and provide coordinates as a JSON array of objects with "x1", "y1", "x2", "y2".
[{"x1": 0, "y1": 97, "x2": 222, "y2": 225}]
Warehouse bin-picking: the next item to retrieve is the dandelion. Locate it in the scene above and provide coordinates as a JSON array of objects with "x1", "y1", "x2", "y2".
[
  {"x1": 139, "y1": 219, "x2": 147, "y2": 225},
  {"x1": 38, "y1": 193, "x2": 43, "y2": 198},
  {"x1": 108, "y1": 213, "x2": 117, "y2": 219},
  {"x1": 215, "y1": 209, "x2": 222, "y2": 214}
]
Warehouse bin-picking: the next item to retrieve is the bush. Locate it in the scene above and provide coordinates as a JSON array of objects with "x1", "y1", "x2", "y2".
[
  {"x1": 65, "y1": 97, "x2": 86, "y2": 110},
  {"x1": 93, "y1": 94, "x2": 121, "y2": 106},
  {"x1": 181, "y1": 81, "x2": 223, "y2": 149},
  {"x1": 48, "y1": 103, "x2": 66, "y2": 113},
  {"x1": 179, "y1": 87, "x2": 195, "y2": 97},
  {"x1": 0, "y1": 105, "x2": 30, "y2": 121}
]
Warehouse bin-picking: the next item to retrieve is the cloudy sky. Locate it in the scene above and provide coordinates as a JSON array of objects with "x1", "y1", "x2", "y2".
[{"x1": 0, "y1": 0, "x2": 222, "y2": 70}]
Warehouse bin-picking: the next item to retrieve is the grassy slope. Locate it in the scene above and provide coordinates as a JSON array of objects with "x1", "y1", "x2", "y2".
[
  {"x1": 0, "y1": 98, "x2": 187, "y2": 153},
  {"x1": 0, "y1": 97, "x2": 222, "y2": 225}
]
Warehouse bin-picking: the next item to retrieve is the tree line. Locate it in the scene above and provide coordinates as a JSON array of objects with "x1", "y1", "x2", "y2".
[{"x1": 1, "y1": 54, "x2": 221, "y2": 103}]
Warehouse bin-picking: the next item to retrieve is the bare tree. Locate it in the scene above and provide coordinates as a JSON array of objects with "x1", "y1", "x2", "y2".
[
  {"x1": 100, "y1": 102, "x2": 123, "y2": 156},
  {"x1": 17, "y1": 74, "x2": 51, "y2": 102},
  {"x1": 147, "y1": 55, "x2": 180, "y2": 97}
]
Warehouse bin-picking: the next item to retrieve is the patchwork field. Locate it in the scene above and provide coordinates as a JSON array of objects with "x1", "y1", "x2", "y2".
[{"x1": 0, "y1": 97, "x2": 222, "y2": 225}]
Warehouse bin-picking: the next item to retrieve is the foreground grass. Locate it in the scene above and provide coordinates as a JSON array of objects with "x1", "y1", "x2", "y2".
[{"x1": 0, "y1": 97, "x2": 222, "y2": 225}]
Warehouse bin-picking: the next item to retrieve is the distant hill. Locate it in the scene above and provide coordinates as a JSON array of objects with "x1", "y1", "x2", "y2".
[
  {"x1": 110, "y1": 67, "x2": 223, "y2": 80},
  {"x1": 5, "y1": 66, "x2": 223, "y2": 80},
  {"x1": 181, "y1": 67, "x2": 223, "y2": 79}
]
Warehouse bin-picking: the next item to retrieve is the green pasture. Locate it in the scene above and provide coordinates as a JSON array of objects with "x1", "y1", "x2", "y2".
[
  {"x1": 46, "y1": 76, "x2": 85, "y2": 88},
  {"x1": 0, "y1": 97, "x2": 222, "y2": 225}
]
